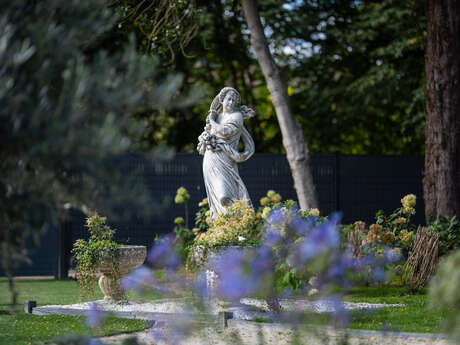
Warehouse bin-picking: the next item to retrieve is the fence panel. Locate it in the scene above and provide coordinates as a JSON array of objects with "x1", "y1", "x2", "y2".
[{"x1": 1, "y1": 153, "x2": 424, "y2": 277}]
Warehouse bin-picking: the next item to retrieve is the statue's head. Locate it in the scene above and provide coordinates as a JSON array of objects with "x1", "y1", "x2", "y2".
[{"x1": 219, "y1": 87, "x2": 240, "y2": 112}]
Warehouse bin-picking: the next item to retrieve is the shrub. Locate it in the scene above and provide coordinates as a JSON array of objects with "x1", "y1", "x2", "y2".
[
  {"x1": 429, "y1": 250, "x2": 460, "y2": 342},
  {"x1": 72, "y1": 214, "x2": 120, "y2": 300},
  {"x1": 193, "y1": 200, "x2": 262, "y2": 248},
  {"x1": 428, "y1": 216, "x2": 460, "y2": 257}
]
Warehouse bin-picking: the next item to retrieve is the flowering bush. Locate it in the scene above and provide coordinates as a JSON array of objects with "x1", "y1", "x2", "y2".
[
  {"x1": 259, "y1": 189, "x2": 283, "y2": 208},
  {"x1": 194, "y1": 197, "x2": 210, "y2": 233},
  {"x1": 342, "y1": 194, "x2": 418, "y2": 261},
  {"x1": 375, "y1": 194, "x2": 418, "y2": 247},
  {"x1": 192, "y1": 200, "x2": 262, "y2": 248}
]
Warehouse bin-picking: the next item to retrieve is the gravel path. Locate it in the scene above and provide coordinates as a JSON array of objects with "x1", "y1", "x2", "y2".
[{"x1": 98, "y1": 321, "x2": 451, "y2": 345}]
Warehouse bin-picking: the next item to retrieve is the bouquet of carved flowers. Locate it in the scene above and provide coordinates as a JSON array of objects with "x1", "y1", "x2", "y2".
[{"x1": 197, "y1": 111, "x2": 222, "y2": 155}]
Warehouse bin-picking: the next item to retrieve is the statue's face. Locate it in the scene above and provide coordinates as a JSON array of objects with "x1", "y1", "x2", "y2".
[{"x1": 223, "y1": 92, "x2": 238, "y2": 112}]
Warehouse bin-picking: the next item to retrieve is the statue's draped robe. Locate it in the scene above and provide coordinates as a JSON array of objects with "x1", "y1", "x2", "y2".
[{"x1": 203, "y1": 111, "x2": 254, "y2": 220}]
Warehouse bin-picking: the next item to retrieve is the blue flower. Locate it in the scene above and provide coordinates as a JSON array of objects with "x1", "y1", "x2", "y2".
[
  {"x1": 372, "y1": 267, "x2": 387, "y2": 282},
  {"x1": 263, "y1": 228, "x2": 282, "y2": 247},
  {"x1": 193, "y1": 270, "x2": 209, "y2": 299},
  {"x1": 85, "y1": 302, "x2": 105, "y2": 328},
  {"x1": 299, "y1": 219, "x2": 340, "y2": 261},
  {"x1": 211, "y1": 248, "x2": 258, "y2": 300},
  {"x1": 147, "y1": 234, "x2": 181, "y2": 269},
  {"x1": 328, "y1": 295, "x2": 350, "y2": 326},
  {"x1": 383, "y1": 248, "x2": 402, "y2": 264},
  {"x1": 290, "y1": 214, "x2": 315, "y2": 236},
  {"x1": 121, "y1": 265, "x2": 153, "y2": 291},
  {"x1": 148, "y1": 321, "x2": 167, "y2": 342},
  {"x1": 250, "y1": 246, "x2": 274, "y2": 276},
  {"x1": 266, "y1": 207, "x2": 284, "y2": 225}
]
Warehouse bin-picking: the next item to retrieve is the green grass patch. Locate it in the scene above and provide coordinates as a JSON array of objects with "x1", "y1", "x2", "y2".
[
  {"x1": 344, "y1": 285, "x2": 447, "y2": 333},
  {"x1": 0, "y1": 278, "x2": 448, "y2": 343},
  {"x1": 0, "y1": 312, "x2": 147, "y2": 345},
  {"x1": 0, "y1": 278, "x2": 152, "y2": 345}
]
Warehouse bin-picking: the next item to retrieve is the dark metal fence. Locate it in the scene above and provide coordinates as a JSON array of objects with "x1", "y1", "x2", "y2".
[{"x1": 2, "y1": 153, "x2": 425, "y2": 277}]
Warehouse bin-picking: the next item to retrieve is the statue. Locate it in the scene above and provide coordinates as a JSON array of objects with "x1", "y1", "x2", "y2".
[{"x1": 197, "y1": 87, "x2": 255, "y2": 221}]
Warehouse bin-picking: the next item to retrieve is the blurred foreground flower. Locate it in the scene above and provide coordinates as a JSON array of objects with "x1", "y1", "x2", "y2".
[
  {"x1": 147, "y1": 234, "x2": 181, "y2": 270},
  {"x1": 85, "y1": 302, "x2": 105, "y2": 329},
  {"x1": 121, "y1": 265, "x2": 154, "y2": 292}
]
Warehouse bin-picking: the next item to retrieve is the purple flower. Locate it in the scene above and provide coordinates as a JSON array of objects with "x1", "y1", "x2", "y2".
[
  {"x1": 121, "y1": 265, "x2": 153, "y2": 292},
  {"x1": 383, "y1": 248, "x2": 402, "y2": 264},
  {"x1": 263, "y1": 228, "x2": 282, "y2": 247},
  {"x1": 266, "y1": 207, "x2": 284, "y2": 225},
  {"x1": 298, "y1": 220, "x2": 340, "y2": 261},
  {"x1": 250, "y1": 246, "x2": 274, "y2": 275},
  {"x1": 193, "y1": 270, "x2": 209, "y2": 299},
  {"x1": 372, "y1": 267, "x2": 387, "y2": 282},
  {"x1": 85, "y1": 302, "x2": 105, "y2": 328},
  {"x1": 147, "y1": 234, "x2": 181, "y2": 269},
  {"x1": 328, "y1": 295, "x2": 350, "y2": 326},
  {"x1": 212, "y1": 249, "x2": 258, "y2": 300},
  {"x1": 290, "y1": 215, "x2": 315, "y2": 236},
  {"x1": 148, "y1": 321, "x2": 167, "y2": 342}
]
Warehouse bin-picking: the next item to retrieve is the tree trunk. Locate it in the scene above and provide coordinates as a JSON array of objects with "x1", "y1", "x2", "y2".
[
  {"x1": 241, "y1": 0, "x2": 318, "y2": 210},
  {"x1": 424, "y1": 0, "x2": 460, "y2": 221}
]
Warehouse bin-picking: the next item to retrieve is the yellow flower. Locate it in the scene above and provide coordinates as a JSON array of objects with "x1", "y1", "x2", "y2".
[
  {"x1": 394, "y1": 217, "x2": 407, "y2": 224},
  {"x1": 401, "y1": 194, "x2": 416, "y2": 209},
  {"x1": 192, "y1": 227, "x2": 200, "y2": 235},
  {"x1": 175, "y1": 186, "x2": 190, "y2": 203},
  {"x1": 369, "y1": 224, "x2": 383, "y2": 235},
  {"x1": 399, "y1": 229, "x2": 414, "y2": 245},
  {"x1": 271, "y1": 193, "x2": 282, "y2": 203},
  {"x1": 198, "y1": 198, "x2": 208, "y2": 207},
  {"x1": 177, "y1": 187, "x2": 188, "y2": 196},
  {"x1": 260, "y1": 196, "x2": 270, "y2": 206},
  {"x1": 174, "y1": 194, "x2": 185, "y2": 204},
  {"x1": 174, "y1": 217, "x2": 184, "y2": 225},
  {"x1": 261, "y1": 206, "x2": 271, "y2": 219},
  {"x1": 309, "y1": 208, "x2": 320, "y2": 217},
  {"x1": 354, "y1": 220, "x2": 366, "y2": 231},
  {"x1": 403, "y1": 207, "x2": 416, "y2": 215},
  {"x1": 267, "y1": 190, "x2": 276, "y2": 198}
]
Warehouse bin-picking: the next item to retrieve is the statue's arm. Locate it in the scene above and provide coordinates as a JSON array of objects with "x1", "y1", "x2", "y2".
[{"x1": 210, "y1": 112, "x2": 243, "y2": 137}]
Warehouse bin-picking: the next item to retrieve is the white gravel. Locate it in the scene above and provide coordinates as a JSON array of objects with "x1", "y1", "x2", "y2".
[{"x1": 40, "y1": 297, "x2": 405, "y2": 316}]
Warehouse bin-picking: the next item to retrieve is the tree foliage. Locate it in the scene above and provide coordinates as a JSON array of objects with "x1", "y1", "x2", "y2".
[
  {"x1": 0, "y1": 0, "x2": 181, "y2": 301},
  {"x1": 109, "y1": 0, "x2": 426, "y2": 155}
]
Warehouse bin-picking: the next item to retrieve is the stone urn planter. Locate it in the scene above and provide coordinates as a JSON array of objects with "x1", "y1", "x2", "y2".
[{"x1": 98, "y1": 245, "x2": 146, "y2": 301}]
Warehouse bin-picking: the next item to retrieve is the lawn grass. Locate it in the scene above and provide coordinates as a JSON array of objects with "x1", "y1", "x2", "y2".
[
  {"x1": 0, "y1": 278, "x2": 151, "y2": 345},
  {"x1": 0, "y1": 278, "x2": 448, "y2": 345},
  {"x1": 344, "y1": 285, "x2": 447, "y2": 334}
]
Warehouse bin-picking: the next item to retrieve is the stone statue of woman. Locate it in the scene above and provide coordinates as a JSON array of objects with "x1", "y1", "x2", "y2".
[{"x1": 197, "y1": 87, "x2": 255, "y2": 221}]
